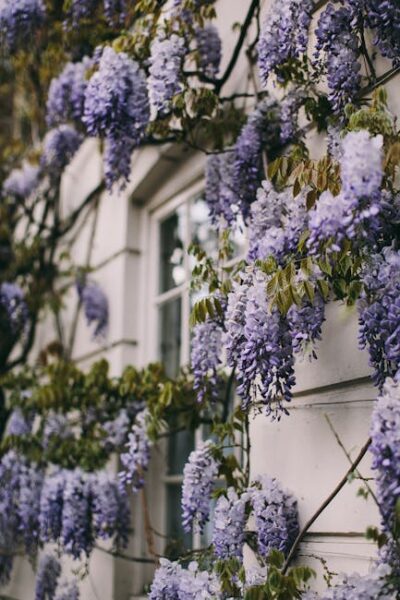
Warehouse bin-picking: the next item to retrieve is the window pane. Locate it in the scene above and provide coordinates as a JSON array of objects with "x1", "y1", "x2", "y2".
[
  {"x1": 159, "y1": 298, "x2": 182, "y2": 377},
  {"x1": 165, "y1": 483, "x2": 192, "y2": 558},
  {"x1": 190, "y1": 196, "x2": 218, "y2": 260},
  {"x1": 159, "y1": 206, "x2": 186, "y2": 293},
  {"x1": 168, "y1": 429, "x2": 195, "y2": 475}
]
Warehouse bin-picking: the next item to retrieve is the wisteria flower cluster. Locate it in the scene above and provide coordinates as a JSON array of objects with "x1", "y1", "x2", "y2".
[
  {"x1": 212, "y1": 487, "x2": 246, "y2": 561},
  {"x1": 83, "y1": 46, "x2": 150, "y2": 189},
  {"x1": 0, "y1": 0, "x2": 46, "y2": 51},
  {"x1": 35, "y1": 554, "x2": 61, "y2": 600},
  {"x1": 0, "y1": 282, "x2": 29, "y2": 333},
  {"x1": 5, "y1": 407, "x2": 33, "y2": 437},
  {"x1": 41, "y1": 126, "x2": 83, "y2": 175},
  {"x1": 195, "y1": 25, "x2": 221, "y2": 79},
  {"x1": 149, "y1": 559, "x2": 221, "y2": 600},
  {"x1": 304, "y1": 563, "x2": 395, "y2": 599},
  {"x1": 181, "y1": 440, "x2": 219, "y2": 533},
  {"x1": 191, "y1": 319, "x2": 223, "y2": 403},
  {"x1": 76, "y1": 279, "x2": 109, "y2": 339},
  {"x1": 47, "y1": 58, "x2": 93, "y2": 127},
  {"x1": 358, "y1": 247, "x2": 400, "y2": 387},
  {"x1": 365, "y1": 0, "x2": 400, "y2": 66},
  {"x1": 2, "y1": 163, "x2": 40, "y2": 199},
  {"x1": 258, "y1": 0, "x2": 313, "y2": 83},
  {"x1": 148, "y1": 33, "x2": 186, "y2": 117},
  {"x1": 119, "y1": 410, "x2": 151, "y2": 493}
]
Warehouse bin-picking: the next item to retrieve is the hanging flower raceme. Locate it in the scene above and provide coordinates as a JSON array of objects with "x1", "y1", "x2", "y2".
[
  {"x1": 224, "y1": 274, "x2": 251, "y2": 369},
  {"x1": 5, "y1": 408, "x2": 33, "y2": 437},
  {"x1": 46, "y1": 58, "x2": 93, "y2": 127},
  {"x1": 182, "y1": 440, "x2": 219, "y2": 533},
  {"x1": 64, "y1": 0, "x2": 97, "y2": 26},
  {"x1": 233, "y1": 99, "x2": 282, "y2": 220},
  {"x1": 314, "y1": 3, "x2": 361, "y2": 114},
  {"x1": 83, "y1": 46, "x2": 150, "y2": 189},
  {"x1": 258, "y1": 0, "x2": 313, "y2": 84},
  {"x1": 39, "y1": 470, "x2": 65, "y2": 543},
  {"x1": 76, "y1": 279, "x2": 109, "y2": 340},
  {"x1": 54, "y1": 580, "x2": 80, "y2": 600},
  {"x1": 195, "y1": 25, "x2": 221, "y2": 79},
  {"x1": 103, "y1": 0, "x2": 129, "y2": 25},
  {"x1": 308, "y1": 563, "x2": 395, "y2": 599},
  {"x1": 0, "y1": 282, "x2": 29, "y2": 333},
  {"x1": 41, "y1": 126, "x2": 83, "y2": 175},
  {"x1": 0, "y1": 0, "x2": 46, "y2": 51},
  {"x1": 358, "y1": 248, "x2": 400, "y2": 387},
  {"x1": 250, "y1": 475, "x2": 299, "y2": 558},
  {"x1": 204, "y1": 153, "x2": 238, "y2": 227},
  {"x1": 0, "y1": 451, "x2": 23, "y2": 584},
  {"x1": 365, "y1": 0, "x2": 400, "y2": 67},
  {"x1": 18, "y1": 463, "x2": 44, "y2": 555},
  {"x1": 370, "y1": 376, "x2": 400, "y2": 540},
  {"x1": 35, "y1": 554, "x2": 61, "y2": 600},
  {"x1": 235, "y1": 270, "x2": 295, "y2": 418},
  {"x1": 2, "y1": 163, "x2": 40, "y2": 199},
  {"x1": 119, "y1": 410, "x2": 151, "y2": 494},
  {"x1": 61, "y1": 469, "x2": 93, "y2": 559},
  {"x1": 191, "y1": 319, "x2": 223, "y2": 403},
  {"x1": 148, "y1": 33, "x2": 186, "y2": 117},
  {"x1": 288, "y1": 293, "x2": 326, "y2": 359},
  {"x1": 102, "y1": 408, "x2": 130, "y2": 450},
  {"x1": 149, "y1": 559, "x2": 221, "y2": 600},
  {"x1": 42, "y1": 413, "x2": 73, "y2": 448},
  {"x1": 92, "y1": 472, "x2": 130, "y2": 547},
  {"x1": 212, "y1": 488, "x2": 246, "y2": 561}
]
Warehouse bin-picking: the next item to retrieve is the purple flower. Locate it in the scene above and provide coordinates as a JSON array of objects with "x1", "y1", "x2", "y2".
[
  {"x1": 370, "y1": 376, "x2": 400, "y2": 535},
  {"x1": 0, "y1": 451, "x2": 23, "y2": 581},
  {"x1": 307, "y1": 190, "x2": 351, "y2": 254},
  {"x1": 43, "y1": 413, "x2": 73, "y2": 448},
  {"x1": 204, "y1": 153, "x2": 238, "y2": 227},
  {"x1": 148, "y1": 559, "x2": 181, "y2": 599},
  {"x1": 0, "y1": 282, "x2": 29, "y2": 332},
  {"x1": 92, "y1": 472, "x2": 130, "y2": 547},
  {"x1": 103, "y1": 0, "x2": 129, "y2": 25},
  {"x1": 236, "y1": 271, "x2": 295, "y2": 418},
  {"x1": 250, "y1": 474, "x2": 299, "y2": 558},
  {"x1": 64, "y1": 0, "x2": 97, "y2": 26},
  {"x1": 0, "y1": 0, "x2": 46, "y2": 51},
  {"x1": 195, "y1": 25, "x2": 221, "y2": 78},
  {"x1": 6, "y1": 408, "x2": 33, "y2": 437},
  {"x1": 318, "y1": 563, "x2": 394, "y2": 599},
  {"x1": 54, "y1": 580, "x2": 80, "y2": 600},
  {"x1": 288, "y1": 294, "x2": 326, "y2": 359},
  {"x1": 61, "y1": 469, "x2": 93, "y2": 559},
  {"x1": 212, "y1": 488, "x2": 246, "y2": 561},
  {"x1": 35, "y1": 554, "x2": 61, "y2": 600},
  {"x1": 149, "y1": 559, "x2": 221, "y2": 600},
  {"x1": 191, "y1": 319, "x2": 223, "y2": 403},
  {"x1": 365, "y1": 0, "x2": 400, "y2": 67},
  {"x1": 83, "y1": 46, "x2": 150, "y2": 189},
  {"x1": 46, "y1": 58, "x2": 93, "y2": 127},
  {"x1": 314, "y1": 4, "x2": 361, "y2": 114},
  {"x1": 41, "y1": 125, "x2": 83, "y2": 174},
  {"x1": 341, "y1": 131, "x2": 383, "y2": 201},
  {"x1": 102, "y1": 409, "x2": 130, "y2": 450},
  {"x1": 258, "y1": 0, "x2": 313, "y2": 84},
  {"x1": 148, "y1": 34, "x2": 186, "y2": 117},
  {"x1": 39, "y1": 470, "x2": 65, "y2": 543},
  {"x1": 358, "y1": 248, "x2": 400, "y2": 387},
  {"x1": 77, "y1": 279, "x2": 109, "y2": 339},
  {"x1": 119, "y1": 410, "x2": 151, "y2": 494},
  {"x1": 18, "y1": 462, "x2": 44, "y2": 554},
  {"x1": 181, "y1": 440, "x2": 219, "y2": 533},
  {"x1": 3, "y1": 163, "x2": 40, "y2": 198}
]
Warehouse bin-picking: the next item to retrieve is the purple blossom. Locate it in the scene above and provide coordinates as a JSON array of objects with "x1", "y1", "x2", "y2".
[
  {"x1": 181, "y1": 440, "x2": 219, "y2": 533},
  {"x1": 317, "y1": 564, "x2": 394, "y2": 599},
  {"x1": 103, "y1": 0, "x2": 129, "y2": 25},
  {"x1": 46, "y1": 58, "x2": 93, "y2": 127},
  {"x1": 314, "y1": 4, "x2": 361, "y2": 114},
  {"x1": 119, "y1": 410, "x2": 151, "y2": 493},
  {"x1": 149, "y1": 559, "x2": 221, "y2": 600},
  {"x1": 280, "y1": 92, "x2": 303, "y2": 145},
  {"x1": 35, "y1": 554, "x2": 61, "y2": 600},
  {"x1": 0, "y1": 0, "x2": 46, "y2": 51},
  {"x1": 0, "y1": 282, "x2": 29, "y2": 332},
  {"x1": 204, "y1": 153, "x2": 238, "y2": 227},
  {"x1": 54, "y1": 580, "x2": 80, "y2": 600},
  {"x1": 340, "y1": 131, "x2": 383, "y2": 201},
  {"x1": 288, "y1": 294, "x2": 326, "y2": 359},
  {"x1": 102, "y1": 408, "x2": 130, "y2": 450},
  {"x1": 358, "y1": 248, "x2": 400, "y2": 387},
  {"x1": 39, "y1": 470, "x2": 65, "y2": 543},
  {"x1": 83, "y1": 47, "x2": 150, "y2": 189},
  {"x1": 77, "y1": 279, "x2": 109, "y2": 339},
  {"x1": 41, "y1": 125, "x2": 83, "y2": 174},
  {"x1": 18, "y1": 462, "x2": 44, "y2": 554},
  {"x1": 3, "y1": 163, "x2": 40, "y2": 198},
  {"x1": 365, "y1": 0, "x2": 400, "y2": 66},
  {"x1": 212, "y1": 488, "x2": 246, "y2": 561},
  {"x1": 258, "y1": 0, "x2": 313, "y2": 84},
  {"x1": 0, "y1": 451, "x2": 22, "y2": 582},
  {"x1": 307, "y1": 190, "x2": 351, "y2": 253},
  {"x1": 233, "y1": 100, "x2": 281, "y2": 219},
  {"x1": 148, "y1": 34, "x2": 186, "y2": 116},
  {"x1": 224, "y1": 273, "x2": 251, "y2": 368},
  {"x1": 92, "y1": 472, "x2": 130, "y2": 547},
  {"x1": 195, "y1": 25, "x2": 221, "y2": 78},
  {"x1": 236, "y1": 271, "x2": 295, "y2": 418},
  {"x1": 250, "y1": 474, "x2": 299, "y2": 558},
  {"x1": 5, "y1": 408, "x2": 33, "y2": 437},
  {"x1": 191, "y1": 319, "x2": 223, "y2": 403},
  {"x1": 61, "y1": 469, "x2": 93, "y2": 559},
  {"x1": 43, "y1": 413, "x2": 73, "y2": 448},
  {"x1": 64, "y1": 0, "x2": 97, "y2": 26},
  {"x1": 370, "y1": 376, "x2": 400, "y2": 535}
]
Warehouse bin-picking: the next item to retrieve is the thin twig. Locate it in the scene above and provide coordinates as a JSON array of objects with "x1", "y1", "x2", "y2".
[
  {"x1": 94, "y1": 544, "x2": 156, "y2": 564},
  {"x1": 141, "y1": 487, "x2": 158, "y2": 563},
  {"x1": 282, "y1": 437, "x2": 372, "y2": 574}
]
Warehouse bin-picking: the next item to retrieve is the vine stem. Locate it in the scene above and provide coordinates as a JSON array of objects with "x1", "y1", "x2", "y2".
[{"x1": 282, "y1": 437, "x2": 372, "y2": 574}]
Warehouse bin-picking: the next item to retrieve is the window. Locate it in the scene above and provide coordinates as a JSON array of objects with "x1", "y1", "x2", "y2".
[{"x1": 149, "y1": 181, "x2": 246, "y2": 555}]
